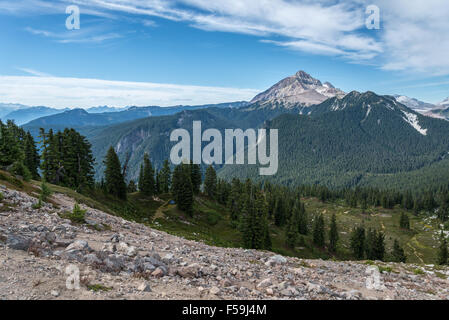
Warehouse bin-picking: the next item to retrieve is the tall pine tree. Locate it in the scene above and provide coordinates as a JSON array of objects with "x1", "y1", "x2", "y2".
[
  {"x1": 204, "y1": 165, "x2": 217, "y2": 199},
  {"x1": 103, "y1": 147, "x2": 127, "y2": 200},
  {"x1": 328, "y1": 213, "x2": 339, "y2": 253}
]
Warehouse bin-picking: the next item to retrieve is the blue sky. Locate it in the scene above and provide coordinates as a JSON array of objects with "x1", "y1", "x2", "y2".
[{"x1": 0, "y1": 0, "x2": 449, "y2": 108}]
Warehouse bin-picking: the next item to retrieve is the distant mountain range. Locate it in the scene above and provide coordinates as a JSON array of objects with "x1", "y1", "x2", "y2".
[
  {"x1": 0, "y1": 103, "x2": 29, "y2": 119},
  {"x1": 22, "y1": 101, "x2": 248, "y2": 138},
  {"x1": 1, "y1": 106, "x2": 70, "y2": 125},
  {"x1": 86, "y1": 106, "x2": 129, "y2": 113}
]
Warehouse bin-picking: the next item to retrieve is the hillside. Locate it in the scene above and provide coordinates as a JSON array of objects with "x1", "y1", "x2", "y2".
[{"x1": 1, "y1": 172, "x2": 448, "y2": 300}]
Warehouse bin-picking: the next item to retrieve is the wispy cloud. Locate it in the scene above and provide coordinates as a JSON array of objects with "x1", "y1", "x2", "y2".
[
  {"x1": 0, "y1": 75, "x2": 259, "y2": 108},
  {"x1": 24, "y1": 26, "x2": 121, "y2": 43},
  {"x1": 16, "y1": 67, "x2": 53, "y2": 77}
]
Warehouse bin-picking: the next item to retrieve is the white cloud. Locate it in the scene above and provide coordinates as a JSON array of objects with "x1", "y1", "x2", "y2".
[
  {"x1": 4, "y1": 0, "x2": 449, "y2": 75},
  {"x1": 25, "y1": 26, "x2": 121, "y2": 43},
  {"x1": 0, "y1": 75, "x2": 259, "y2": 108},
  {"x1": 377, "y1": 0, "x2": 449, "y2": 75}
]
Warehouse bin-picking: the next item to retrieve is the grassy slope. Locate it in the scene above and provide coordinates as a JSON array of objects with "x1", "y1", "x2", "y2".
[{"x1": 0, "y1": 170, "x2": 442, "y2": 265}]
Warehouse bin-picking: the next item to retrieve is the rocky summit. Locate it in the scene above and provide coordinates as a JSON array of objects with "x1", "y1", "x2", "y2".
[
  {"x1": 250, "y1": 70, "x2": 346, "y2": 107},
  {"x1": 0, "y1": 184, "x2": 448, "y2": 300}
]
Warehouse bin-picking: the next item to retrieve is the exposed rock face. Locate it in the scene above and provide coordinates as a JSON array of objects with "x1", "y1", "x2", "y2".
[
  {"x1": 250, "y1": 71, "x2": 346, "y2": 107},
  {"x1": 0, "y1": 184, "x2": 448, "y2": 300}
]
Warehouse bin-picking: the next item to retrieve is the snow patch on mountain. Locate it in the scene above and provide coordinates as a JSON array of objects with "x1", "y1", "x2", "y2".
[
  {"x1": 393, "y1": 95, "x2": 435, "y2": 114},
  {"x1": 402, "y1": 111, "x2": 427, "y2": 136}
]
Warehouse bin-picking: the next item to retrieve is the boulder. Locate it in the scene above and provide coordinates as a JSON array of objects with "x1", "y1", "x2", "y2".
[
  {"x1": 6, "y1": 234, "x2": 31, "y2": 251},
  {"x1": 65, "y1": 240, "x2": 91, "y2": 253},
  {"x1": 265, "y1": 255, "x2": 287, "y2": 266},
  {"x1": 257, "y1": 278, "x2": 272, "y2": 289},
  {"x1": 137, "y1": 282, "x2": 152, "y2": 292}
]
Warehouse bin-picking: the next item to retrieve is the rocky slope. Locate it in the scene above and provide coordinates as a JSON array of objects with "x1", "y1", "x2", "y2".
[
  {"x1": 1, "y1": 184, "x2": 448, "y2": 300},
  {"x1": 250, "y1": 71, "x2": 345, "y2": 107}
]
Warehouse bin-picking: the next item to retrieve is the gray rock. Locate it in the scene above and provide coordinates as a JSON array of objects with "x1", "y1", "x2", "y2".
[
  {"x1": 85, "y1": 253, "x2": 102, "y2": 265},
  {"x1": 265, "y1": 255, "x2": 287, "y2": 266},
  {"x1": 51, "y1": 290, "x2": 60, "y2": 297},
  {"x1": 209, "y1": 286, "x2": 220, "y2": 295},
  {"x1": 6, "y1": 234, "x2": 31, "y2": 251},
  {"x1": 257, "y1": 278, "x2": 272, "y2": 289},
  {"x1": 65, "y1": 240, "x2": 90, "y2": 253},
  {"x1": 162, "y1": 253, "x2": 174, "y2": 263},
  {"x1": 104, "y1": 255, "x2": 125, "y2": 272},
  {"x1": 137, "y1": 282, "x2": 152, "y2": 292}
]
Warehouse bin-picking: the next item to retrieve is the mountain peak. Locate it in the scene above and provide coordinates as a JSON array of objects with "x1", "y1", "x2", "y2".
[
  {"x1": 250, "y1": 70, "x2": 345, "y2": 107},
  {"x1": 294, "y1": 70, "x2": 321, "y2": 85}
]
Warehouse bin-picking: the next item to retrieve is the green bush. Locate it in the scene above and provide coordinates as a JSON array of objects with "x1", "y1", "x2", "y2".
[
  {"x1": 0, "y1": 192, "x2": 3, "y2": 201},
  {"x1": 40, "y1": 181, "x2": 52, "y2": 202},
  {"x1": 61, "y1": 203, "x2": 87, "y2": 224},
  {"x1": 10, "y1": 161, "x2": 31, "y2": 182},
  {"x1": 32, "y1": 198, "x2": 43, "y2": 210}
]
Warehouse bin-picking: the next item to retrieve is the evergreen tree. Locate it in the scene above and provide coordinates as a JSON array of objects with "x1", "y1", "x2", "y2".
[
  {"x1": 403, "y1": 191, "x2": 414, "y2": 210},
  {"x1": 312, "y1": 213, "x2": 325, "y2": 248},
  {"x1": 155, "y1": 171, "x2": 161, "y2": 194},
  {"x1": 437, "y1": 192, "x2": 449, "y2": 222},
  {"x1": 298, "y1": 203, "x2": 308, "y2": 235},
  {"x1": 159, "y1": 159, "x2": 171, "y2": 193},
  {"x1": 191, "y1": 162, "x2": 202, "y2": 195},
  {"x1": 103, "y1": 147, "x2": 127, "y2": 200},
  {"x1": 173, "y1": 164, "x2": 193, "y2": 215},
  {"x1": 138, "y1": 164, "x2": 144, "y2": 191},
  {"x1": 437, "y1": 231, "x2": 448, "y2": 265},
  {"x1": 204, "y1": 165, "x2": 217, "y2": 198},
  {"x1": 391, "y1": 239, "x2": 407, "y2": 263},
  {"x1": 274, "y1": 196, "x2": 285, "y2": 227},
  {"x1": 374, "y1": 231, "x2": 386, "y2": 261},
  {"x1": 0, "y1": 120, "x2": 22, "y2": 167},
  {"x1": 38, "y1": 128, "x2": 94, "y2": 190},
  {"x1": 328, "y1": 213, "x2": 339, "y2": 253},
  {"x1": 240, "y1": 188, "x2": 267, "y2": 250},
  {"x1": 366, "y1": 229, "x2": 385, "y2": 261},
  {"x1": 399, "y1": 212, "x2": 410, "y2": 230},
  {"x1": 140, "y1": 153, "x2": 155, "y2": 196},
  {"x1": 286, "y1": 203, "x2": 299, "y2": 249},
  {"x1": 127, "y1": 180, "x2": 137, "y2": 193},
  {"x1": 350, "y1": 226, "x2": 366, "y2": 259},
  {"x1": 227, "y1": 178, "x2": 242, "y2": 221},
  {"x1": 263, "y1": 221, "x2": 272, "y2": 250},
  {"x1": 23, "y1": 132, "x2": 40, "y2": 179},
  {"x1": 286, "y1": 216, "x2": 298, "y2": 248}
]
